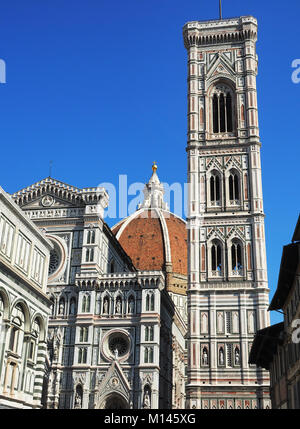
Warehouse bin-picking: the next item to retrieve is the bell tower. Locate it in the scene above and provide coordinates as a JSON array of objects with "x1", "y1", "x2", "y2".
[{"x1": 183, "y1": 16, "x2": 271, "y2": 409}]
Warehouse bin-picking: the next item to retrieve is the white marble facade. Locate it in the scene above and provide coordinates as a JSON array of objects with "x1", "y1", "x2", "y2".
[{"x1": 10, "y1": 178, "x2": 182, "y2": 409}]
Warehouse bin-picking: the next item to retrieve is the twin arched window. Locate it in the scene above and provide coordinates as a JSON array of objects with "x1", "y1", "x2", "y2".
[
  {"x1": 146, "y1": 294, "x2": 155, "y2": 311},
  {"x1": 78, "y1": 347, "x2": 87, "y2": 364},
  {"x1": 209, "y1": 240, "x2": 244, "y2": 277},
  {"x1": 212, "y1": 88, "x2": 233, "y2": 134},
  {"x1": 82, "y1": 295, "x2": 91, "y2": 313},
  {"x1": 87, "y1": 230, "x2": 95, "y2": 244},
  {"x1": 85, "y1": 248, "x2": 94, "y2": 262},
  {"x1": 144, "y1": 347, "x2": 154, "y2": 363},
  {"x1": 145, "y1": 326, "x2": 154, "y2": 342},
  {"x1": 209, "y1": 169, "x2": 242, "y2": 207},
  {"x1": 79, "y1": 327, "x2": 88, "y2": 342}
]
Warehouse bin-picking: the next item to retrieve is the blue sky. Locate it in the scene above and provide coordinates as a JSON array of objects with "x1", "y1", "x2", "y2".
[{"x1": 0, "y1": 0, "x2": 299, "y2": 324}]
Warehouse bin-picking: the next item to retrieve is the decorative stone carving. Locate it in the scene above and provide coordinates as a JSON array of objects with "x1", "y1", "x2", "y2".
[{"x1": 41, "y1": 195, "x2": 54, "y2": 207}]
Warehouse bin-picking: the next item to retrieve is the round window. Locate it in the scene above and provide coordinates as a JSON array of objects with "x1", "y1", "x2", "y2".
[
  {"x1": 48, "y1": 241, "x2": 62, "y2": 276},
  {"x1": 109, "y1": 336, "x2": 128, "y2": 357},
  {"x1": 103, "y1": 330, "x2": 131, "y2": 360}
]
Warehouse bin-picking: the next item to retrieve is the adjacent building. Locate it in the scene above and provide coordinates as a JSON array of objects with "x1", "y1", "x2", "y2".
[
  {"x1": 0, "y1": 186, "x2": 52, "y2": 408},
  {"x1": 183, "y1": 16, "x2": 271, "y2": 409},
  {"x1": 250, "y1": 215, "x2": 300, "y2": 409}
]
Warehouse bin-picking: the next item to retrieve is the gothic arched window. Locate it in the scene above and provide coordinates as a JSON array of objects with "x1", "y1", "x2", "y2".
[
  {"x1": 79, "y1": 327, "x2": 88, "y2": 342},
  {"x1": 78, "y1": 347, "x2": 87, "y2": 364},
  {"x1": 210, "y1": 173, "x2": 221, "y2": 205},
  {"x1": 145, "y1": 326, "x2": 154, "y2": 342},
  {"x1": 86, "y1": 248, "x2": 94, "y2": 262},
  {"x1": 211, "y1": 241, "x2": 222, "y2": 274},
  {"x1": 231, "y1": 241, "x2": 243, "y2": 274},
  {"x1": 212, "y1": 85, "x2": 234, "y2": 133},
  {"x1": 82, "y1": 295, "x2": 91, "y2": 313},
  {"x1": 144, "y1": 347, "x2": 154, "y2": 363},
  {"x1": 59, "y1": 298, "x2": 65, "y2": 315},
  {"x1": 229, "y1": 171, "x2": 240, "y2": 202},
  {"x1": 87, "y1": 230, "x2": 95, "y2": 244},
  {"x1": 150, "y1": 294, "x2": 155, "y2": 311},
  {"x1": 9, "y1": 304, "x2": 25, "y2": 356}
]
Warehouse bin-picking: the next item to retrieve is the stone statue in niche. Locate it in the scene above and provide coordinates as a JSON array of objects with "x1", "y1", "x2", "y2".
[
  {"x1": 143, "y1": 388, "x2": 151, "y2": 409},
  {"x1": 115, "y1": 298, "x2": 122, "y2": 314},
  {"x1": 59, "y1": 300, "x2": 65, "y2": 315},
  {"x1": 128, "y1": 298, "x2": 134, "y2": 314},
  {"x1": 74, "y1": 391, "x2": 82, "y2": 409},
  {"x1": 53, "y1": 328, "x2": 62, "y2": 361},
  {"x1": 235, "y1": 347, "x2": 240, "y2": 365},
  {"x1": 69, "y1": 299, "x2": 76, "y2": 315},
  {"x1": 114, "y1": 348, "x2": 119, "y2": 360},
  {"x1": 219, "y1": 348, "x2": 224, "y2": 365},
  {"x1": 103, "y1": 298, "x2": 109, "y2": 314},
  {"x1": 202, "y1": 348, "x2": 208, "y2": 365}
]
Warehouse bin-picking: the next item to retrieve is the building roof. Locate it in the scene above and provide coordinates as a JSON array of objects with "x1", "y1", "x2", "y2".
[
  {"x1": 269, "y1": 242, "x2": 300, "y2": 311},
  {"x1": 249, "y1": 322, "x2": 284, "y2": 370},
  {"x1": 292, "y1": 214, "x2": 300, "y2": 243},
  {"x1": 12, "y1": 176, "x2": 109, "y2": 209},
  {"x1": 112, "y1": 165, "x2": 187, "y2": 276}
]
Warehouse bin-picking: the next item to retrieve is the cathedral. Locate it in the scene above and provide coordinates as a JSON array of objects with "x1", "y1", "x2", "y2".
[
  {"x1": 0, "y1": 13, "x2": 271, "y2": 409},
  {"x1": 8, "y1": 166, "x2": 187, "y2": 410}
]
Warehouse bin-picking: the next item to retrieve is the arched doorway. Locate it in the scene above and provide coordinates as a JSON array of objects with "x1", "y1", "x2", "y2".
[{"x1": 102, "y1": 393, "x2": 129, "y2": 409}]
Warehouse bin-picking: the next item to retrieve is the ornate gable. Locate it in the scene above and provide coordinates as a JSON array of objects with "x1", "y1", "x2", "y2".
[
  {"x1": 206, "y1": 53, "x2": 235, "y2": 80},
  {"x1": 95, "y1": 360, "x2": 131, "y2": 408},
  {"x1": 11, "y1": 177, "x2": 109, "y2": 210}
]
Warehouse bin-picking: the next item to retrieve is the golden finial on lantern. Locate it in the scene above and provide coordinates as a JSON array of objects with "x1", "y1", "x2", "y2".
[{"x1": 152, "y1": 161, "x2": 158, "y2": 173}]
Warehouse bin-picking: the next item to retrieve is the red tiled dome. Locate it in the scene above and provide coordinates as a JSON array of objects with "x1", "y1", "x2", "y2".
[{"x1": 112, "y1": 208, "x2": 187, "y2": 276}]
